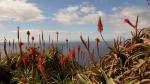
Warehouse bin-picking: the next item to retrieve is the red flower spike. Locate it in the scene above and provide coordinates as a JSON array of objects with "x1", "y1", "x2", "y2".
[
  {"x1": 69, "y1": 49, "x2": 75, "y2": 63},
  {"x1": 38, "y1": 54, "x2": 43, "y2": 64},
  {"x1": 76, "y1": 45, "x2": 81, "y2": 53},
  {"x1": 21, "y1": 55, "x2": 29, "y2": 68},
  {"x1": 95, "y1": 37, "x2": 100, "y2": 56},
  {"x1": 124, "y1": 18, "x2": 130, "y2": 23},
  {"x1": 19, "y1": 75, "x2": 26, "y2": 84},
  {"x1": 124, "y1": 18, "x2": 135, "y2": 29},
  {"x1": 95, "y1": 37, "x2": 100, "y2": 44},
  {"x1": 65, "y1": 38, "x2": 68, "y2": 43},
  {"x1": 28, "y1": 48, "x2": 35, "y2": 59},
  {"x1": 32, "y1": 36, "x2": 34, "y2": 41},
  {"x1": 97, "y1": 16, "x2": 103, "y2": 33},
  {"x1": 37, "y1": 54, "x2": 47, "y2": 80},
  {"x1": 28, "y1": 48, "x2": 35, "y2": 55},
  {"x1": 60, "y1": 55, "x2": 67, "y2": 66},
  {"x1": 19, "y1": 40, "x2": 23, "y2": 49},
  {"x1": 26, "y1": 30, "x2": 30, "y2": 36}
]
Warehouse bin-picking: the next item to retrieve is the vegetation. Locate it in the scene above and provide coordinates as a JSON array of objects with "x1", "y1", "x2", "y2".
[{"x1": 0, "y1": 16, "x2": 149, "y2": 84}]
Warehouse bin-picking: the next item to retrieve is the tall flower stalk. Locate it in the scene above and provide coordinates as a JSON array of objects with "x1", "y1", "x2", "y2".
[
  {"x1": 95, "y1": 37, "x2": 100, "y2": 57},
  {"x1": 27, "y1": 30, "x2": 30, "y2": 47},
  {"x1": 97, "y1": 16, "x2": 110, "y2": 48},
  {"x1": 124, "y1": 16, "x2": 139, "y2": 43},
  {"x1": 17, "y1": 26, "x2": 20, "y2": 43},
  {"x1": 80, "y1": 34, "x2": 95, "y2": 64},
  {"x1": 56, "y1": 32, "x2": 59, "y2": 47},
  {"x1": 41, "y1": 31, "x2": 45, "y2": 53},
  {"x1": 13, "y1": 39, "x2": 15, "y2": 53},
  {"x1": 37, "y1": 54, "x2": 47, "y2": 81},
  {"x1": 4, "y1": 38, "x2": 9, "y2": 64},
  {"x1": 31, "y1": 36, "x2": 34, "y2": 46},
  {"x1": 49, "y1": 35, "x2": 51, "y2": 48},
  {"x1": 65, "y1": 38, "x2": 69, "y2": 53},
  {"x1": 76, "y1": 45, "x2": 80, "y2": 62}
]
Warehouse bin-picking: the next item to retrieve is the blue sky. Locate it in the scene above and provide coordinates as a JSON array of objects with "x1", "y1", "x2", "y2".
[{"x1": 0, "y1": 0, "x2": 149, "y2": 42}]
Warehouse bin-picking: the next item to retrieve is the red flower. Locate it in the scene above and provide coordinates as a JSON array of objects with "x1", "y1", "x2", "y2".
[
  {"x1": 28, "y1": 48, "x2": 35, "y2": 55},
  {"x1": 19, "y1": 40, "x2": 23, "y2": 49},
  {"x1": 19, "y1": 75, "x2": 26, "y2": 84},
  {"x1": 38, "y1": 54, "x2": 43, "y2": 64},
  {"x1": 37, "y1": 54, "x2": 47, "y2": 80},
  {"x1": 95, "y1": 37, "x2": 100, "y2": 44},
  {"x1": 21, "y1": 55, "x2": 29, "y2": 68},
  {"x1": 97, "y1": 16, "x2": 103, "y2": 33},
  {"x1": 124, "y1": 18, "x2": 130, "y2": 23},
  {"x1": 69, "y1": 49, "x2": 75, "y2": 63},
  {"x1": 26, "y1": 30, "x2": 30, "y2": 36},
  {"x1": 95, "y1": 37, "x2": 100, "y2": 43},
  {"x1": 37, "y1": 63, "x2": 43, "y2": 71},
  {"x1": 28, "y1": 48, "x2": 35, "y2": 60},
  {"x1": 32, "y1": 36, "x2": 34, "y2": 41},
  {"x1": 124, "y1": 18, "x2": 135, "y2": 29},
  {"x1": 37, "y1": 54, "x2": 44, "y2": 72},
  {"x1": 65, "y1": 38, "x2": 68, "y2": 43},
  {"x1": 76, "y1": 45, "x2": 80, "y2": 53},
  {"x1": 60, "y1": 55, "x2": 67, "y2": 66},
  {"x1": 95, "y1": 37, "x2": 100, "y2": 56}
]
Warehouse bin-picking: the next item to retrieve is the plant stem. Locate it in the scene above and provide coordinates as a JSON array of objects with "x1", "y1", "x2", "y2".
[{"x1": 99, "y1": 32, "x2": 110, "y2": 48}]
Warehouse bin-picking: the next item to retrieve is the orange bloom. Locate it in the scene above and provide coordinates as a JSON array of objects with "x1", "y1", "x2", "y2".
[
  {"x1": 60, "y1": 55, "x2": 67, "y2": 65},
  {"x1": 37, "y1": 54, "x2": 47, "y2": 80},
  {"x1": 19, "y1": 75, "x2": 26, "y2": 84},
  {"x1": 21, "y1": 55, "x2": 29, "y2": 68},
  {"x1": 97, "y1": 16, "x2": 103, "y2": 33},
  {"x1": 28, "y1": 48, "x2": 35, "y2": 60},
  {"x1": 28, "y1": 48, "x2": 35, "y2": 55},
  {"x1": 38, "y1": 54, "x2": 43, "y2": 64},
  {"x1": 37, "y1": 54, "x2": 43, "y2": 72},
  {"x1": 69, "y1": 49, "x2": 75, "y2": 63}
]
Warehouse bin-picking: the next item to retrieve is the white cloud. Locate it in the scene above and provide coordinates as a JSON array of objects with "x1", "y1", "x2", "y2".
[
  {"x1": 108, "y1": 6, "x2": 150, "y2": 39},
  {"x1": 110, "y1": 6, "x2": 150, "y2": 28},
  {"x1": 0, "y1": 0, "x2": 45, "y2": 22},
  {"x1": 52, "y1": 3, "x2": 105, "y2": 25}
]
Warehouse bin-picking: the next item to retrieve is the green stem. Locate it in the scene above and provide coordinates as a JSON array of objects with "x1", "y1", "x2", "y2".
[{"x1": 99, "y1": 32, "x2": 110, "y2": 48}]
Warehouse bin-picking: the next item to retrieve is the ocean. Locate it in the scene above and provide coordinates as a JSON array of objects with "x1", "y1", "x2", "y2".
[{"x1": 0, "y1": 41, "x2": 112, "y2": 64}]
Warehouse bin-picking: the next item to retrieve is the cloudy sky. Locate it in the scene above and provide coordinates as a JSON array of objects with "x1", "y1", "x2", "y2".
[{"x1": 0, "y1": 0, "x2": 149, "y2": 42}]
